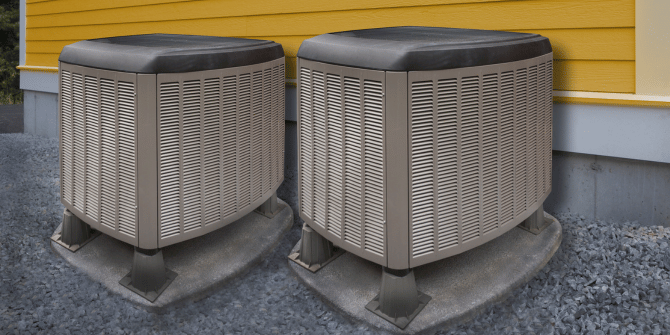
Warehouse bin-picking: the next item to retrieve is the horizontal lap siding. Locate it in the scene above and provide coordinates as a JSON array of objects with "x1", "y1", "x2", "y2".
[{"x1": 27, "y1": 0, "x2": 634, "y2": 93}]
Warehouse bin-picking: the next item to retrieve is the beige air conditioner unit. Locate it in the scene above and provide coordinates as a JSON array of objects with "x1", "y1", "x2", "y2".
[
  {"x1": 55, "y1": 34, "x2": 285, "y2": 301},
  {"x1": 290, "y1": 26, "x2": 553, "y2": 327}
]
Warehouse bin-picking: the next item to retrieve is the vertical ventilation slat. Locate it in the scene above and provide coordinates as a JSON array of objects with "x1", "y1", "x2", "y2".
[
  {"x1": 99, "y1": 78, "x2": 117, "y2": 230},
  {"x1": 203, "y1": 78, "x2": 221, "y2": 225},
  {"x1": 459, "y1": 75, "x2": 480, "y2": 243},
  {"x1": 278, "y1": 64, "x2": 285, "y2": 185},
  {"x1": 436, "y1": 78, "x2": 458, "y2": 250},
  {"x1": 182, "y1": 79, "x2": 202, "y2": 233},
  {"x1": 499, "y1": 71, "x2": 515, "y2": 224},
  {"x1": 60, "y1": 71, "x2": 73, "y2": 205},
  {"x1": 251, "y1": 71, "x2": 264, "y2": 202},
  {"x1": 526, "y1": 65, "x2": 538, "y2": 207},
  {"x1": 84, "y1": 76, "x2": 100, "y2": 221},
  {"x1": 221, "y1": 75, "x2": 238, "y2": 217},
  {"x1": 299, "y1": 68, "x2": 314, "y2": 219},
  {"x1": 343, "y1": 76, "x2": 362, "y2": 246},
  {"x1": 363, "y1": 79, "x2": 384, "y2": 257},
  {"x1": 312, "y1": 71, "x2": 327, "y2": 229},
  {"x1": 514, "y1": 68, "x2": 528, "y2": 216},
  {"x1": 72, "y1": 73, "x2": 85, "y2": 213},
  {"x1": 326, "y1": 73, "x2": 343, "y2": 237},
  {"x1": 262, "y1": 68, "x2": 273, "y2": 195},
  {"x1": 545, "y1": 61, "x2": 553, "y2": 193},
  {"x1": 481, "y1": 73, "x2": 499, "y2": 234},
  {"x1": 159, "y1": 82, "x2": 181, "y2": 238},
  {"x1": 411, "y1": 80, "x2": 435, "y2": 257},
  {"x1": 117, "y1": 81, "x2": 136, "y2": 238},
  {"x1": 237, "y1": 73, "x2": 252, "y2": 208},
  {"x1": 271, "y1": 66, "x2": 280, "y2": 187}
]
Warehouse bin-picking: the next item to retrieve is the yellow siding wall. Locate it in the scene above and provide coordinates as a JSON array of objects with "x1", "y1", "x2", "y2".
[{"x1": 25, "y1": 0, "x2": 635, "y2": 93}]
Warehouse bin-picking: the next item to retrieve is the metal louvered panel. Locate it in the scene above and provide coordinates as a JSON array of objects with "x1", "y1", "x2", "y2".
[
  {"x1": 156, "y1": 58, "x2": 285, "y2": 246},
  {"x1": 410, "y1": 80, "x2": 435, "y2": 258},
  {"x1": 182, "y1": 80, "x2": 202, "y2": 233},
  {"x1": 312, "y1": 71, "x2": 327, "y2": 229},
  {"x1": 99, "y1": 78, "x2": 117, "y2": 231},
  {"x1": 362, "y1": 79, "x2": 385, "y2": 256},
  {"x1": 117, "y1": 81, "x2": 137, "y2": 238},
  {"x1": 499, "y1": 71, "x2": 515, "y2": 224},
  {"x1": 60, "y1": 70, "x2": 73, "y2": 205},
  {"x1": 298, "y1": 59, "x2": 385, "y2": 265},
  {"x1": 481, "y1": 73, "x2": 499, "y2": 234},
  {"x1": 158, "y1": 82, "x2": 181, "y2": 239},
  {"x1": 545, "y1": 61, "x2": 554, "y2": 194},
  {"x1": 220, "y1": 75, "x2": 238, "y2": 217},
  {"x1": 459, "y1": 75, "x2": 481, "y2": 243},
  {"x1": 203, "y1": 78, "x2": 221, "y2": 226},
  {"x1": 299, "y1": 68, "x2": 314, "y2": 219},
  {"x1": 326, "y1": 73, "x2": 343, "y2": 237},
  {"x1": 72, "y1": 73, "x2": 85, "y2": 213},
  {"x1": 84, "y1": 76, "x2": 100, "y2": 221},
  {"x1": 60, "y1": 63, "x2": 138, "y2": 244},
  {"x1": 436, "y1": 78, "x2": 458, "y2": 250},
  {"x1": 407, "y1": 53, "x2": 553, "y2": 267},
  {"x1": 343, "y1": 76, "x2": 362, "y2": 247}
]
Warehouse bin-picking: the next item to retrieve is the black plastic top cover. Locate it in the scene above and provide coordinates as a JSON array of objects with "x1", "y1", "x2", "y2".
[
  {"x1": 59, "y1": 34, "x2": 284, "y2": 74},
  {"x1": 297, "y1": 26, "x2": 551, "y2": 71}
]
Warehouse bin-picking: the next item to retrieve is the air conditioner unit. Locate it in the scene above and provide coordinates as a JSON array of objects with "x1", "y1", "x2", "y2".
[
  {"x1": 291, "y1": 26, "x2": 552, "y2": 327},
  {"x1": 55, "y1": 34, "x2": 285, "y2": 300}
]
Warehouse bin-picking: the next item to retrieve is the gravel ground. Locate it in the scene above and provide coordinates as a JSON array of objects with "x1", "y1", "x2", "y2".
[{"x1": 2, "y1": 132, "x2": 670, "y2": 335}]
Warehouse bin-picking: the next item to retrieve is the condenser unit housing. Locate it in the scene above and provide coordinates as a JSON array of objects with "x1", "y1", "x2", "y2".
[
  {"x1": 59, "y1": 34, "x2": 285, "y2": 249},
  {"x1": 297, "y1": 27, "x2": 553, "y2": 269}
]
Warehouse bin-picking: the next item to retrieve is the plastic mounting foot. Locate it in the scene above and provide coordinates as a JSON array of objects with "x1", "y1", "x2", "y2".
[
  {"x1": 518, "y1": 204, "x2": 552, "y2": 235},
  {"x1": 119, "y1": 247, "x2": 177, "y2": 303},
  {"x1": 365, "y1": 267, "x2": 431, "y2": 329},
  {"x1": 255, "y1": 192, "x2": 283, "y2": 219},
  {"x1": 50, "y1": 209, "x2": 100, "y2": 252},
  {"x1": 288, "y1": 223, "x2": 344, "y2": 273}
]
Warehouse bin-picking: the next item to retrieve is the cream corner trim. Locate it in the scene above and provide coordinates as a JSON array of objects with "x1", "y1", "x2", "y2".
[{"x1": 17, "y1": 65, "x2": 59, "y2": 73}]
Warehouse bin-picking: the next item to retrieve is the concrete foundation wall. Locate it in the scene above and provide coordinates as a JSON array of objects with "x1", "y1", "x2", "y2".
[
  {"x1": 23, "y1": 90, "x2": 58, "y2": 139},
  {"x1": 545, "y1": 151, "x2": 670, "y2": 226}
]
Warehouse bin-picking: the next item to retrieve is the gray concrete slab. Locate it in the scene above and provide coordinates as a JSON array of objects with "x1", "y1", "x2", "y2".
[
  {"x1": 23, "y1": 90, "x2": 58, "y2": 138},
  {"x1": 51, "y1": 198, "x2": 293, "y2": 311},
  {"x1": 545, "y1": 151, "x2": 597, "y2": 217},
  {"x1": 289, "y1": 213, "x2": 562, "y2": 334}
]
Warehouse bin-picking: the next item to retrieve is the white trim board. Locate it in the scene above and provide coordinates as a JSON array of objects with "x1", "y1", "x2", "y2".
[
  {"x1": 19, "y1": 0, "x2": 25, "y2": 67},
  {"x1": 20, "y1": 71, "x2": 58, "y2": 94},
  {"x1": 553, "y1": 103, "x2": 670, "y2": 164}
]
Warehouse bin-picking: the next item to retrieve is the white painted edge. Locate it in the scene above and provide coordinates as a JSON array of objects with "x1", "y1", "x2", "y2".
[
  {"x1": 553, "y1": 103, "x2": 670, "y2": 164},
  {"x1": 554, "y1": 90, "x2": 670, "y2": 103},
  {"x1": 19, "y1": 0, "x2": 25, "y2": 67}
]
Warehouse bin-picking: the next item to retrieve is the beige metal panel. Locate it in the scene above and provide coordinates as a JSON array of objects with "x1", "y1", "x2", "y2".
[
  {"x1": 297, "y1": 58, "x2": 386, "y2": 266},
  {"x1": 385, "y1": 71, "x2": 410, "y2": 270},
  {"x1": 407, "y1": 53, "x2": 553, "y2": 267},
  {"x1": 636, "y1": 0, "x2": 670, "y2": 96},
  {"x1": 59, "y1": 62, "x2": 138, "y2": 246},
  {"x1": 156, "y1": 57, "x2": 284, "y2": 247},
  {"x1": 136, "y1": 74, "x2": 158, "y2": 249}
]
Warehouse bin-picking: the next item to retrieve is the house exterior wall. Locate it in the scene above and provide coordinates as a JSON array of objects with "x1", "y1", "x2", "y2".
[{"x1": 16, "y1": 0, "x2": 670, "y2": 225}]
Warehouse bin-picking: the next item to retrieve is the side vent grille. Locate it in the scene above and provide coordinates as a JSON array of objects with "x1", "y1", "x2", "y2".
[
  {"x1": 157, "y1": 62, "x2": 284, "y2": 241},
  {"x1": 299, "y1": 64, "x2": 385, "y2": 260},
  {"x1": 409, "y1": 58, "x2": 553, "y2": 260},
  {"x1": 60, "y1": 69, "x2": 137, "y2": 239}
]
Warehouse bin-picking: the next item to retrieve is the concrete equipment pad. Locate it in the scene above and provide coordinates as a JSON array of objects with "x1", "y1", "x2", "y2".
[
  {"x1": 52, "y1": 199, "x2": 293, "y2": 311},
  {"x1": 288, "y1": 213, "x2": 562, "y2": 334}
]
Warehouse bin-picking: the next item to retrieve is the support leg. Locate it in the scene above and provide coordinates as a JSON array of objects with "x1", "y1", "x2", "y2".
[
  {"x1": 255, "y1": 192, "x2": 282, "y2": 218},
  {"x1": 50, "y1": 209, "x2": 100, "y2": 252},
  {"x1": 518, "y1": 203, "x2": 551, "y2": 235},
  {"x1": 365, "y1": 267, "x2": 431, "y2": 329},
  {"x1": 288, "y1": 223, "x2": 344, "y2": 273},
  {"x1": 119, "y1": 247, "x2": 177, "y2": 303}
]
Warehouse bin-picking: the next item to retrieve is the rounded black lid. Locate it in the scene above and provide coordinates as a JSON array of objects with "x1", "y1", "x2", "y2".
[
  {"x1": 297, "y1": 26, "x2": 551, "y2": 71},
  {"x1": 59, "y1": 34, "x2": 284, "y2": 74}
]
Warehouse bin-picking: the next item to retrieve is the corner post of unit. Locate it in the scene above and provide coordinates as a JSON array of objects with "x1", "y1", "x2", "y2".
[{"x1": 136, "y1": 74, "x2": 159, "y2": 249}]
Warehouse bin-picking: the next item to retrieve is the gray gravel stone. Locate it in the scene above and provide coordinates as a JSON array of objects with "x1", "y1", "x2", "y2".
[{"x1": 2, "y1": 133, "x2": 670, "y2": 334}]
